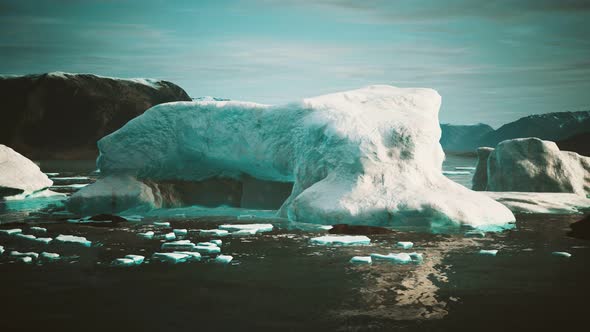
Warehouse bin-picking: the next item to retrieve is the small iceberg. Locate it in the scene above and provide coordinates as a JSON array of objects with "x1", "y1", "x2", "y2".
[
  {"x1": 194, "y1": 245, "x2": 221, "y2": 254},
  {"x1": 34, "y1": 237, "x2": 53, "y2": 244},
  {"x1": 219, "y1": 224, "x2": 274, "y2": 233},
  {"x1": 408, "y1": 252, "x2": 424, "y2": 263},
  {"x1": 231, "y1": 229, "x2": 258, "y2": 237},
  {"x1": 111, "y1": 258, "x2": 136, "y2": 267},
  {"x1": 197, "y1": 242, "x2": 218, "y2": 247},
  {"x1": 396, "y1": 241, "x2": 414, "y2": 249},
  {"x1": 0, "y1": 245, "x2": 4, "y2": 254},
  {"x1": 153, "y1": 221, "x2": 170, "y2": 227},
  {"x1": 55, "y1": 234, "x2": 92, "y2": 247},
  {"x1": 152, "y1": 252, "x2": 189, "y2": 264},
  {"x1": 30, "y1": 226, "x2": 47, "y2": 233},
  {"x1": 479, "y1": 249, "x2": 498, "y2": 256},
  {"x1": 173, "y1": 229, "x2": 188, "y2": 236},
  {"x1": 552, "y1": 251, "x2": 572, "y2": 258},
  {"x1": 214, "y1": 255, "x2": 233, "y2": 264},
  {"x1": 0, "y1": 228, "x2": 22, "y2": 235},
  {"x1": 350, "y1": 256, "x2": 372, "y2": 264},
  {"x1": 370, "y1": 253, "x2": 412, "y2": 264},
  {"x1": 465, "y1": 230, "x2": 486, "y2": 238},
  {"x1": 199, "y1": 229, "x2": 229, "y2": 237},
  {"x1": 172, "y1": 251, "x2": 201, "y2": 261},
  {"x1": 163, "y1": 232, "x2": 176, "y2": 241},
  {"x1": 14, "y1": 233, "x2": 36, "y2": 241},
  {"x1": 125, "y1": 254, "x2": 145, "y2": 264},
  {"x1": 210, "y1": 239, "x2": 222, "y2": 246},
  {"x1": 18, "y1": 256, "x2": 33, "y2": 264},
  {"x1": 161, "y1": 240, "x2": 196, "y2": 250},
  {"x1": 137, "y1": 231, "x2": 155, "y2": 239},
  {"x1": 40, "y1": 252, "x2": 60, "y2": 260},
  {"x1": 311, "y1": 235, "x2": 371, "y2": 246},
  {"x1": 10, "y1": 251, "x2": 39, "y2": 259}
]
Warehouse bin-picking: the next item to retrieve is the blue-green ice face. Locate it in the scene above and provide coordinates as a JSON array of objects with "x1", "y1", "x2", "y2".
[{"x1": 1, "y1": 0, "x2": 589, "y2": 127}]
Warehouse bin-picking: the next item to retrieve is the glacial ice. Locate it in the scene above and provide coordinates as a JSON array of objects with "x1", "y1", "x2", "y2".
[
  {"x1": 552, "y1": 251, "x2": 572, "y2": 258},
  {"x1": 14, "y1": 233, "x2": 36, "y2": 241},
  {"x1": 10, "y1": 251, "x2": 39, "y2": 259},
  {"x1": 172, "y1": 251, "x2": 201, "y2": 261},
  {"x1": 173, "y1": 229, "x2": 188, "y2": 236},
  {"x1": 138, "y1": 231, "x2": 155, "y2": 239},
  {"x1": 310, "y1": 235, "x2": 371, "y2": 246},
  {"x1": 210, "y1": 239, "x2": 223, "y2": 246},
  {"x1": 475, "y1": 138, "x2": 590, "y2": 196},
  {"x1": 0, "y1": 228, "x2": 22, "y2": 235},
  {"x1": 479, "y1": 249, "x2": 498, "y2": 256},
  {"x1": 214, "y1": 255, "x2": 233, "y2": 264},
  {"x1": 18, "y1": 256, "x2": 33, "y2": 264},
  {"x1": 230, "y1": 229, "x2": 258, "y2": 237},
  {"x1": 350, "y1": 256, "x2": 372, "y2": 264},
  {"x1": 40, "y1": 252, "x2": 60, "y2": 260},
  {"x1": 111, "y1": 258, "x2": 136, "y2": 267},
  {"x1": 370, "y1": 253, "x2": 412, "y2": 264},
  {"x1": 194, "y1": 245, "x2": 221, "y2": 254},
  {"x1": 152, "y1": 252, "x2": 189, "y2": 264},
  {"x1": 483, "y1": 192, "x2": 590, "y2": 214},
  {"x1": 78, "y1": 85, "x2": 514, "y2": 230},
  {"x1": 396, "y1": 241, "x2": 414, "y2": 249},
  {"x1": 34, "y1": 237, "x2": 53, "y2": 244},
  {"x1": 197, "y1": 242, "x2": 218, "y2": 247},
  {"x1": 0, "y1": 145, "x2": 53, "y2": 198},
  {"x1": 219, "y1": 224, "x2": 274, "y2": 233},
  {"x1": 163, "y1": 232, "x2": 176, "y2": 241},
  {"x1": 30, "y1": 227, "x2": 47, "y2": 233},
  {"x1": 125, "y1": 255, "x2": 145, "y2": 264},
  {"x1": 153, "y1": 222, "x2": 170, "y2": 227},
  {"x1": 54, "y1": 234, "x2": 92, "y2": 247},
  {"x1": 199, "y1": 229, "x2": 229, "y2": 237},
  {"x1": 0, "y1": 245, "x2": 4, "y2": 254},
  {"x1": 464, "y1": 230, "x2": 486, "y2": 238},
  {"x1": 161, "y1": 240, "x2": 196, "y2": 250}
]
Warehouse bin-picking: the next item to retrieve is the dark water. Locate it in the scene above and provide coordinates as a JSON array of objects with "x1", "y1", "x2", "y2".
[{"x1": 1, "y1": 158, "x2": 589, "y2": 331}]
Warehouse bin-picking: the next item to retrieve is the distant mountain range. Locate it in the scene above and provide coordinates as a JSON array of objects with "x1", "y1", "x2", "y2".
[{"x1": 441, "y1": 110, "x2": 590, "y2": 156}]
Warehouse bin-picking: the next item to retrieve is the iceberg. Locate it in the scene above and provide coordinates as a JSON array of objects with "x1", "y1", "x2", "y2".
[
  {"x1": 125, "y1": 254, "x2": 145, "y2": 265},
  {"x1": 54, "y1": 234, "x2": 92, "y2": 247},
  {"x1": 153, "y1": 222, "x2": 170, "y2": 227},
  {"x1": 111, "y1": 258, "x2": 136, "y2": 267},
  {"x1": 199, "y1": 229, "x2": 229, "y2": 237},
  {"x1": 137, "y1": 231, "x2": 155, "y2": 239},
  {"x1": 475, "y1": 138, "x2": 590, "y2": 196},
  {"x1": 370, "y1": 253, "x2": 412, "y2": 264},
  {"x1": 40, "y1": 252, "x2": 60, "y2": 260},
  {"x1": 34, "y1": 237, "x2": 53, "y2": 244},
  {"x1": 163, "y1": 232, "x2": 176, "y2": 241},
  {"x1": 17, "y1": 256, "x2": 33, "y2": 264},
  {"x1": 194, "y1": 245, "x2": 221, "y2": 254},
  {"x1": 310, "y1": 235, "x2": 371, "y2": 246},
  {"x1": 210, "y1": 239, "x2": 223, "y2": 246},
  {"x1": 173, "y1": 229, "x2": 188, "y2": 236},
  {"x1": 10, "y1": 251, "x2": 39, "y2": 259},
  {"x1": 408, "y1": 252, "x2": 424, "y2": 263},
  {"x1": 30, "y1": 227, "x2": 47, "y2": 233},
  {"x1": 152, "y1": 252, "x2": 189, "y2": 264},
  {"x1": 172, "y1": 251, "x2": 201, "y2": 261},
  {"x1": 161, "y1": 240, "x2": 196, "y2": 250},
  {"x1": 214, "y1": 255, "x2": 233, "y2": 264},
  {"x1": 552, "y1": 251, "x2": 572, "y2": 258},
  {"x1": 0, "y1": 245, "x2": 4, "y2": 254},
  {"x1": 483, "y1": 192, "x2": 590, "y2": 214},
  {"x1": 464, "y1": 230, "x2": 486, "y2": 238},
  {"x1": 219, "y1": 224, "x2": 274, "y2": 233},
  {"x1": 350, "y1": 256, "x2": 372, "y2": 264},
  {"x1": 396, "y1": 241, "x2": 414, "y2": 249},
  {"x1": 73, "y1": 85, "x2": 514, "y2": 231},
  {"x1": 0, "y1": 228, "x2": 22, "y2": 235},
  {"x1": 0, "y1": 145, "x2": 53, "y2": 198},
  {"x1": 479, "y1": 249, "x2": 498, "y2": 256},
  {"x1": 442, "y1": 171, "x2": 471, "y2": 175}
]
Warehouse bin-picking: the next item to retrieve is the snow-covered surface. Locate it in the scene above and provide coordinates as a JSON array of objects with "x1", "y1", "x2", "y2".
[
  {"x1": 350, "y1": 256, "x2": 372, "y2": 264},
  {"x1": 483, "y1": 192, "x2": 590, "y2": 214},
  {"x1": 478, "y1": 138, "x2": 590, "y2": 195},
  {"x1": 54, "y1": 234, "x2": 91, "y2": 247},
  {"x1": 46, "y1": 72, "x2": 165, "y2": 89},
  {"x1": 0, "y1": 145, "x2": 53, "y2": 198},
  {"x1": 67, "y1": 175, "x2": 159, "y2": 215},
  {"x1": 215, "y1": 255, "x2": 233, "y2": 264},
  {"x1": 310, "y1": 235, "x2": 371, "y2": 246},
  {"x1": 87, "y1": 85, "x2": 515, "y2": 231}
]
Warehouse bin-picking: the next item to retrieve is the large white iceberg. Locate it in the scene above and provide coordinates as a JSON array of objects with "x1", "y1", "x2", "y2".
[
  {"x1": 71, "y1": 85, "x2": 515, "y2": 230},
  {"x1": 0, "y1": 145, "x2": 53, "y2": 198},
  {"x1": 474, "y1": 138, "x2": 590, "y2": 196},
  {"x1": 483, "y1": 192, "x2": 590, "y2": 214}
]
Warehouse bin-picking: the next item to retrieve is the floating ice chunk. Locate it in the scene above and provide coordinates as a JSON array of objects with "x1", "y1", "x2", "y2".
[
  {"x1": 172, "y1": 251, "x2": 201, "y2": 261},
  {"x1": 199, "y1": 229, "x2": 229, "y2": 237},
  {"x1": 231, "y1": 229, "x2": 258, "y2": 237},
  {"x1": 51, "y1": 176, "x2": 89, "y2": 181},
  {"x1": 153, "y1": 222, "x2": 170, "y2": 227},
  {"x1": 125, "y1": 254, "x2": 145, "y2": 265},
  {"x1": 0, "y1": 245, "x2": 4, "y2": 254},
  {"x1": 14, "y1": 233, "x2": 36, "y2": 241},
  {"x1": 55, "y1": 234, "x2": 92, "y2": 247},
  {"x1": 237, "y1": 215, "x2": 255, "y2": 220},
  {"x1": 350, "y1": 256, "x2": 372, "y2": 264},
  {"x1": 45, "y1": 172, "x2": 59, "y2": 176},
  {"x1": 152, "y1": 252, "x2": 189, "y2": 264},
  {"x1": 219, "y1": 224, "x2": 274, "y2": 233},
  {"x1": 210, "y1": 239, "x2": 222, "y2": 246},
  {"x1": 18, "y1": 256, "x2": 33, "y2": 264},
  {"x1": 197, "y1": 242, "x2": 218, "y2": 247},
  {"x1": 455, "y1": 166, "x2": 476, "y2": 171},
  {"x1": 442, "y1": 171, "x2": 471, "y2": 175},
  {"x1": 214, "y1": 255, "x2": 233, "y2": 264},
  {"x1": 194, "y1": 245, "x2": 221, "y2": 254},
  {"x1": 396, "y1": 241, "x2": 414, "y2": 249},
  {"x1": 34, "y1": 237, "x2": 53, "y2": 244},
  {"x1": 40, "y1": 252, "x2": 60, "y2": 260},
  {"x1": 111, "y1": 258, "x2": 136, "y2": 267},
  {"x1": 408, "y1": 252, "x2": 424, "y2": 263},
  {"x1": 0, "y1": 228, "x2": 22, "y2": 235},
  {"x1": 370, "y1": 253, "x2": 412, "y2": 264},
  {"x1": 30, "y1": 226, "x2": 47, "y2": 233},
  {"x1": 311, "y1": 235, "x2": 371, "y2": 246},
  {"x1": 161, "y1": 240, "x2": 196, "y2": 250},
  {"x1": 163, "y1": 232, "x2": 176, "y2": 241},
  {"x1": 173, "y1": 229, "x2": 188, "y2": 236},
  {"x1": 122, "y1": 215, "x2": 143, "y2": 222},
  {"x1": 479, "y1": 249, "x2": 498, "y2": 256},
  {"x1": 138, "y1": 231, "x2": 155, "y2": 239},
  {"x1": 552, "y1": 251, "x2": 572, "y2": 258},
  {"x1": 10, "y1": 251, "x2": 39, "y2": 259},
  {"x1": 465, "y1": 230, "x2": 486, "y2": 238}
]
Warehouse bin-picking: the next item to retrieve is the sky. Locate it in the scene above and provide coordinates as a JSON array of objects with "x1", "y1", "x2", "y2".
[{"x1": 1, "y1": 0, "x2": 589, "y2": 127}]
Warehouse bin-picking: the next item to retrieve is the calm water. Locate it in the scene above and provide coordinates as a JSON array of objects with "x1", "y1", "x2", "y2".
[{"x1": 1, "y1": 156, "x2": 588, "y2": 331}]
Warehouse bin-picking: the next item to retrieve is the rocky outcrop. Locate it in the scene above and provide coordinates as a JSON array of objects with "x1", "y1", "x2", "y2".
[
  {"x1": 439, "y1": 123, "x2": 494, "y2": 153},
  {"x1": 0, "y1": 144, "x2": 52, "y2": 198},
  {"x1": 0, "y1": 72, "x2": 191, "y2": 159},
  {"x1": 473, "y1": 138, "x2": 590, "y2": 196}
]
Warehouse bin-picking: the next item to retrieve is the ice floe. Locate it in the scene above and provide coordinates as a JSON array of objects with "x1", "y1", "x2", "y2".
[
  {"x1": 172, "y1": 251, "x2": 201, "y2": 261},
  {"x1": 151, "y1": 252, "x2": 189, "y2": 264},
  {"x1": 137, "y1": 231, "x2": 155, "y2": 239},
  {"x1": 370, "y1": 253, "x2": 412, "y2": 264},
  {"x1": 209, "y1": 239, "x2": 222, "y2": 246},
  {"x1": 194, "y1": 245, "x2": 221, "y2": 254},
  {"x1": 479, "y1": 249, "x2": 498, "y2": 256},
  {"x1": 30, "y1": 226, "x2": 47, "y2": 233},
  {"x1": 54, "y1": 234, "x2": 91, "y2": 247},
  {"x1": 552, "y1": 251, "x2": 572, "y2": 258},
  {"x1": 153, "y1": 222, "x2": 170, "y2": 227},
  {"x1": 163, "y1": 232, "x2": 176, "y2": 241},
  {"x1": 125, "y1": 255, "x2": 145, "y2": 264},
  {"x1": 10, "y1": 251, "x2": 39, "y2": 259},
  {"x1": 219, "y1": 224, "x2": 274, "y2": 233},
  {"x1": 350, "y1": 256, "x2": 372, "y2": 264},
  {"x1": 161, "y1": 240, "x2": 196, "y2": 250},
  {"x1": 199, "y1": 229, "x2": 229, "y2": 237},
  {"x1": 310, "y1": 235, "x2": 371, "y2": 246},
  {"x1": 0, "y1": 228, "x2": 22, "y2": 235},
  {"x1": 483, "y1": 192, "x2": 590, "y2": 214},
  {"x1": 396, "y1": 241, "x2": 414, "y2": 249},
  {"x1": 40, "y1": 252, "x2": 60, "y2": 260},
  {"x1": 214, "y1": 255, "x2": 233, "y2": 264},
  {"x1": 173, "y1": 229, "x2": 188, "y2": 236}
]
